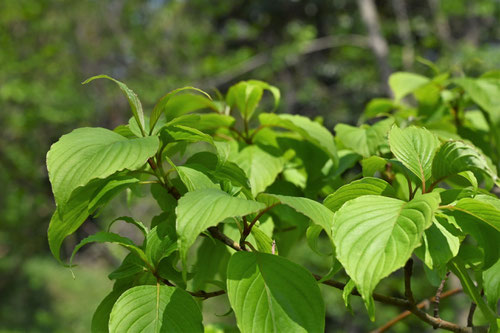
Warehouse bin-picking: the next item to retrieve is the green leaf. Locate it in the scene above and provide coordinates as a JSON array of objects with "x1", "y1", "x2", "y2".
[
  {"x1": 83, "y1": 75, "x2": 146, "y2": 136},
  {"x1": 176, "y1": 165, "x2": 219, "y2": 192},
  {"x1": 342, "y1": 279, "x2": 356, "y2": 314},
  {"x1": 108, "y1": 253, "x2": 145, "y2": 280},
  {"x1": 334, "y1": 119, "x2": 392, "y2": 158},
  {"x1": 451, "y1": 198, "x2": 500, "y2": 232},
  {"x1": 48, "y1": 177, "x2": 139, "y2": 262},
  {"x1": 232, "y1": 145, "x2": 284, "y2": 196},
  {"x1": 70, "y1": 231, "x2": 148, "y2": 267},
  {"x1": 443, "y1": 203, "x2": 500, "y2": 269},
  {"x1": 414, "y1": 216, "x2": 461, "y2": 269},
  {"x1": 150, "y1": 87, "x2": 212, "y2": 131},
  {"x1": 251, "y1": 226, "x2": 275, "y2": 254},
  {"x1": 47, "y1": 127, "x2": 158, "y2": 208},
  {"x1": 454, "y1": 78, "x2": 500, "y2": 123},
  {"x1": 389, "y1": 72, "x2": 430, "y2": 101},
  {"x1": 432, "y1": 140, "x2": 498, "y2": 183},
  {"x1": 176, "y1": 188, "x2": 265, "y2": 274},
  {"x1": 332, "y1": 193, "x2": 439, "y2": 315},
  {"x1": 323, "y1": 177, "x2": 396, "y2": 212},
  {"x1": 226, "y1": 80, "x2": 279, "y2": 119},
  {"x1": 227, "y1": 252, "x2": 325, "y2": 333},
  {"x1": 363, "y1": 98, "x2": 396, "y2": 119},
  {"x1": 192, "y1": 237, "x2": 231, "y2": 291},
  {"x1": 109, "y1": 285, "x2": 203, "y2": 333},
  {"x1": 388, "y1": 126, "x2": 439, "y2": 190},
  {"x1": 361, "y1": 156, "x2": 387, "y2": 177},
  {"x1": 258, "y1": 193, "x2": 334, "y2": 239},
  {"x1": 108, "y1": 216, "x2": 148, "y2": 238},
  {"x1": 146, "y1": 222, "x2": 178, "y2": 267},
  {"x1": 259, "y1": 113, "x2": 338, "y2": 164},
  {"x1": 92, "y1": 290, "x2": 124, "y2": 333},
  {"x1": 448, "y1": 259, "x2": 498, "y2": 330},
  {"x1": 483, "y1": 258, "x2": 500, "y2": 309},
  {"x1": 161, "y1": 125, "x2": 214, "y2": 145}
]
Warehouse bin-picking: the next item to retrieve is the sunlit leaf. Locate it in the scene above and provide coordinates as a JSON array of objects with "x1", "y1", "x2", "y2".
[
  {"x1": 227, "y1": 252, "x2": 325, "y2": 333},
  {"x1": 109, "y1": 285, "x2": 203, "y2": 332},
  {"x1": 332, "y1": 193, "x2": 439, "y2": 316}
]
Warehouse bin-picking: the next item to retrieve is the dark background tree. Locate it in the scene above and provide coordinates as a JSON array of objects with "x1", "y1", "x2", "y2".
[{"x1": 1, "y1": 0, "x2": 499, "y2": 331}]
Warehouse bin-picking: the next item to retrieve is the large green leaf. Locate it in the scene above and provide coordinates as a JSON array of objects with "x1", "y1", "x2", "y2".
[
  {"x1": 47, "y1": 127, "x2": 158, "y2": 208},
  {"x1": 323, "y1": 177, "x2": 395, "y2": 212},
  {"x1": 259, "y1": 113, "x2": 338, "y2": 164},
  {"x1": 432, "y1": 140, "x2": 498, "y2": 183},
  {"x1": 109, "y1": 285, "x2": 203, "y2": 333},
  {"x1": 332, "y1": 193, "x2": 439, "y2": 315},
  {"x1": 83, "y1": 75, "x2": 146, "y2": 136},
  {"x1": 48, "y1": 177, "x2": 139, "y2": 262},
  {"x1": 389, "y1": 72, "x2": 430, "y2": 101},
  {"x1": 388, "y1": 126, "x2": 439, "y2": 190},
  {"x1": 227, "y1": 252, "x2": 325, "y2": 333},
  {"x1": 232, "y1": 145, "x2": 284, "y2": 196},
  {"x1": 258, "y1": 193, "x2": 334, "y2": 238},
  {"x1": 176, "y1": 188, "x2": 265, "y2": 272}
]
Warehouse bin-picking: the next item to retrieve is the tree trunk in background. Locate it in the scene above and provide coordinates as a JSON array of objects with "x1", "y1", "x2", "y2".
[
  {"x1": 357, "y1": 0, "x2": 393, "y2": 96},
  {"x1": 427, "y1": 0, "x2": 453, "y2": 48},
  {"x1": 391, "y1": 0, "x2": 414, "y2": 70}
]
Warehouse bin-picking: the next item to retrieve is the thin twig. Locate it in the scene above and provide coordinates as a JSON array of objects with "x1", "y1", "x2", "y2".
[
  {"x1": 467, "y1": 302, "x2": 477, "y2": 327},
  {"x1": 404, "y1": 259, "x2": 415, "y2": 304},
  {"x1": 434, "y1": 271, "x2": 451, "y2": 322},
  {"x1": 313, "y1": 274, "x2": 410, "y2": 307},
  {"x1": 240, "y1": 204, "x2": 279, "y2": 247},
  {"x1": 208, "y1": 226, "x2": 246, "y2": 252},
  {"x1": 372, "y1": 288, "x2": 465, "y2": 333}
]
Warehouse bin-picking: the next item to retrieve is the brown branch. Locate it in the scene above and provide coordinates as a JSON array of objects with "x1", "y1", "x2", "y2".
[
  {"x1": 372, "y1": 288, "x2": 470, "y2": 333},
  {"x1": 160, "y1": 277, "x2": 225, "y2": 299},
  {"x1": 467, "y1": 302, "x2": 477, "y2": 327},
  {"x1": 208, "y1": 226, "x2": 246, "y2": 252},
  {"x1": 206, "y1": 226, "x2": 476, "y2": 332},
  {"x1": 404, "y1": 259, "x2": 415, "y2": 304},
  {"x1": 240, "y1": 204, "x2": 279, "y2": 247},
  {"x1": 189, "y1": 289, "x2": 226, "y2": 300},
  {"x1": 313, "y1": 274, "x2": 410, "y2": 308},
  {"x1": 434, "y1": 271, "x2": 451, "y2": 322}
]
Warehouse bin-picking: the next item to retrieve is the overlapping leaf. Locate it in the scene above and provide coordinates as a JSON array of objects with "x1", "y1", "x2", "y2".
[
  {"x1": 389, "y1": 72, "x2": 430, "y2": 101},
  {"x1": 259, "y1": 113, "x2": 338, "y2": 164},
  {"x1": 323, "y1": 177, "x2": 395, "y2": 212},
  {"x1": 388, "y1": 126, "x2": 439, "y2": 189},
  {"x1": 232, "y1": 145, "x2": 284, "y2": 196},
  {"x1": 176, "y1": 188, "x2": 265, "y2": 273},
  {"x1": 432, "y1": 140, "x2": 498, "y2": 183},
  {"x1": 109, "y1": 285, "x2": 203, "y2": 332},
  {"x1": 47, "y1": 127, "x2": 158, "y2": 208},
  {"x1": 332, "y1": 193, "x2": 439, "y2": 315},
  {"x1": 227, "y1": 252, "x2": 325, "y2": 333},
  {"x1": 83, "y1": 75, "x2": 146, "y2": 135}
]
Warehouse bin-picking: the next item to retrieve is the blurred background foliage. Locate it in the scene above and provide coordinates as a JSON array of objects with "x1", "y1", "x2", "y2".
[{"x1": 1, "y1": 0, "x2": 500, "y2": 331}]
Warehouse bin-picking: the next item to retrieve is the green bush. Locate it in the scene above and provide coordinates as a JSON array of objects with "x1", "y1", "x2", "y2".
[{"x1": 47, "y1": 71, "x2": 500, "y2": 332}]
